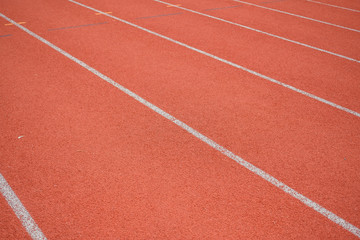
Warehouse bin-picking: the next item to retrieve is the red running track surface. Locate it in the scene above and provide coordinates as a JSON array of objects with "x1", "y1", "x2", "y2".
[{"x1": 1, "y1": 0, "x2": 359, "y2": 239}]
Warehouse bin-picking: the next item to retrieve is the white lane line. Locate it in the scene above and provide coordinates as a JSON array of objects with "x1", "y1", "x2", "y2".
[
  {"x1": 154, "y1": 0, "x2": 360, "y2": 63},
  {"x1": 2, "y1": 12, "x2": 360, "y2": 239},
  {"x1": 0, "y1": 173, "x2": 47, "y2": 240},
  {"x1": 70, "y1": 1, "x2": 360, "y2": 118},
  {"x1": 232, "y1": 0, "x2": 360, "y2": 33},
  {"x1": 306, "y1": 0, "x2": 360, "y2": 13}
]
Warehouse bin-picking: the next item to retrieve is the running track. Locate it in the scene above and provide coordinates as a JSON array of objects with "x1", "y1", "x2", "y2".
[{"x1": 1, "y1": 0, "x2": 359, "y2": 239}]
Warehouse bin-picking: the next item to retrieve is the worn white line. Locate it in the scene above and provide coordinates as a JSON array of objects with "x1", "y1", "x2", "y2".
[
  {"x1": 306, "y1": 0, "x2": 360, "y2": 13},
  {"x1": 1, "y1": 11, "x2": 359, "y2": 238},
  {"x1": 0, "y1": 173, "x2": 47, "y2": 240},
  {"x1": 154, "y1": 0, "x2": 360, "y2": 63},
  {"x1": 232, "y1": 0, "x2": 360, "y2": 33},
  {"x1": 71, "y1": 1, "x2": 360, "y2": 118}
]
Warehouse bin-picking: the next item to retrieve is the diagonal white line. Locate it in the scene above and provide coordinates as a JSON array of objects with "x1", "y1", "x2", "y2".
[
  {"x1": 1, "y1": 11, "x2": 359, "y2": 238},
  {"x1": 306, "y1": 0, "x2": 360, "y2": 13},
  {"x1": 71, "y1": 1, "x2": 359, "y2": 118},
  {"x1": 154, "y1": 0, "x2": 360, "y2": 63},
  {"x1": 232, "y1": 0, "x2": 360, "y2": 33},
  {"x1": 0, "y1": 173, "x2": 47, "y2": 240}
]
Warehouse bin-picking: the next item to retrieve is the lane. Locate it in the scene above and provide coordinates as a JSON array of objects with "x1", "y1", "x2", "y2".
[
  {"x1": 2, "y1": 0, "x2": 359, "y2": 232},
  {"x1": 267, "y1": 0, "x2": 360, "y2": 26},
  {"x1": 306, "y1": 0, "x2": 360, "y2": 13},
  {"x1": 157, "y1": 0, "x2": 360, "y2": 60},
  {"x1": 1, "y1": 18, "x2": 357, "y2": 240},
  {"x1": 305, "y1": 0, "x2": 360, "y2": 11},
  {"x1": 66, "y1": 0, "x2": 360, "y2": 114},
  {"x1": 154, "y1": 0, "x2": 359, "y2": 63},
  {"x1": 232, "y1": 0, "x2": 360, "y2": 32},
  {"x1": 76, "y1": 15, "x2": 360, "y2": 120}
]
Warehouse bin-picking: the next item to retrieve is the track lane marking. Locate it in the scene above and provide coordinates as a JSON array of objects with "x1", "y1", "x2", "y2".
[
  {"x1": 154, "y1": 0, "x2": 360, "y2": 63},
  {"x1": 306, "y1": 0, "x2": 360, "y2": 13},
  {"x1": 232, "y1": 0, "x2": 360, "y2": 33},
  {"x1": 70, "y1": 1, "x2": 360, "y2": 118},
  {"x1": 95, "y1": 11, "x2": 112, "y2": 15},
  {"x1": 1, "y1": 11, "x2": 359, "y2": 238},
  {"x1": 167, "y1": 4, "x2": 181, "y2": 7},
  {"x1": 0, "y1": 173, "x2": 47, "y2": 240},
  {"x1": 5, "y1": 21, "x2": 25, "y2": 26}
]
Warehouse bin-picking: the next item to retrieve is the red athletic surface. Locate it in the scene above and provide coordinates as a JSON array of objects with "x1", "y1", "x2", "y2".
[
  {"x1": 164, "y1": 0, "x2": 360, "y2": 59},
  {"x1": 0, "y1": 196, "x2": 30, "y2": 239},
  {"x1": 237, "y1": 0, "x2": 360, "y2": 29},
  {"x1": 1, "y1": 0, "x2": 359, "y2": 239},
  {"x1": 309, "y1": 0, "x2": 360, "y2": 10}
]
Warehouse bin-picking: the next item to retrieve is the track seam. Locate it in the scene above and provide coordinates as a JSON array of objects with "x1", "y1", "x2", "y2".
[{"x1": 1, "y1": 12, "x2": 359, "y2": 238}]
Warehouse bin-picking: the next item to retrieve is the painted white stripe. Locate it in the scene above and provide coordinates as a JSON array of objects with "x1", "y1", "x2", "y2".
[
  {"x1": 307, "y1": 0, "x2": 360, "y2": 13},
  {"x1": 154, "y1": 0, "x2": 360, "y2": 63},
  {"x1": 1, "y1": 12, "x2": 359, "y2": 238},
  {"x1": 232, "y1": 0, "x2": 360, "y2": 33},
  {"x1": 68, "y1": 1, "x2": 360, "y2": 118},
  {"x1": 0, "y1": 173, "x2": 47, "y2": 240}
]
